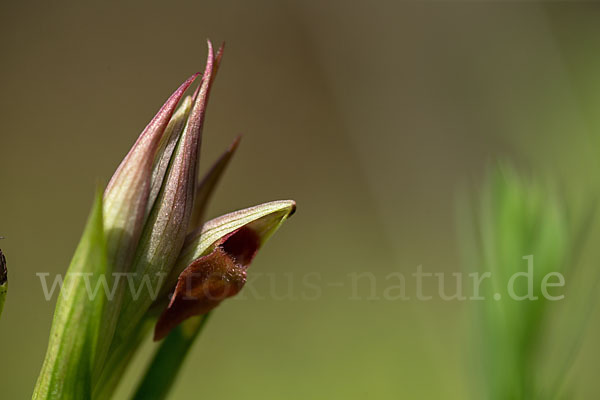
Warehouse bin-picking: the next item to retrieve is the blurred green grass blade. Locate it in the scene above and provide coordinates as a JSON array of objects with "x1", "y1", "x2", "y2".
[
  {"x1": 460, "y1": 163, "x2": 584, "y2": 400},
  {"x1": 132, "y1": 315, "x2": 210, "y2": 400},
  {"x1": 33, "y1": 189, "x2": 108, "y2": 400}
]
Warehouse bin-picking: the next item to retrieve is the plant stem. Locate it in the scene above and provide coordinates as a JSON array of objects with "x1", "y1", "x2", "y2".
[{"x1": 132, "y1": 314, "x2": 211, "y2": 400}]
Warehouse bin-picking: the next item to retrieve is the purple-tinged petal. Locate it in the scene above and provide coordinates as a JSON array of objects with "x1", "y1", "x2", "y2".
[
  {"x1": 103, "y1": 73, "x2": 199, "y2": 272},
  {"x1": 147, "y1": 96, "x2": 193, "y2": 215}
]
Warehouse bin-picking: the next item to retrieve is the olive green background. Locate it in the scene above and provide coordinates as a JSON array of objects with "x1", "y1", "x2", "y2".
[{"x1": 1, "y1": 1, "x2": 600, "y2": 398}]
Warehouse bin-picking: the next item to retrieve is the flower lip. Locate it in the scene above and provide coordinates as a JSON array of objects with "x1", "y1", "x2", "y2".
[
  {"x1": 221, "y1": 226, "x2": 261, "y2": 267},
  {"x1": 153, "y1": 203, "x2": 294, "y2": 341},
  {"x1": 153, "y1": 227, "x2": 255, "y2": 341}
]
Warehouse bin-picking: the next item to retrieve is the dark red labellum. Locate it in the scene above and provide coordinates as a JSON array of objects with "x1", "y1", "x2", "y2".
[{"x1": 154, "y1": 226, "x2": 260, "y2": 340}]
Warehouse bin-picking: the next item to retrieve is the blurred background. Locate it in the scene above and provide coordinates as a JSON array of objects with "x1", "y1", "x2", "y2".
[{"x1": 1, "y1": 1, "x2": 600, "y2": 398}]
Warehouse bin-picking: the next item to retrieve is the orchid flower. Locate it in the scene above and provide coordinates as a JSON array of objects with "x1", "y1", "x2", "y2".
[{"x1": 33, "y1": 41, "x2": 296, "y2": 400}]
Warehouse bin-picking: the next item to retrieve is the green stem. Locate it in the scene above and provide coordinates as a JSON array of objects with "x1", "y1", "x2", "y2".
[
  {"x1": 131, "y1": 314, "x2": 211, "y2": 400},
  {"x1": 93, "y1": 317, "x2": 153, "y2": 400}
]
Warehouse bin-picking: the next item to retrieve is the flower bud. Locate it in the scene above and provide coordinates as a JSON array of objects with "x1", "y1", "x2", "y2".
[
  {"x1": 103, "y1": 74, "x2": 199, "y2": 272},
  {"x1": 114, "y1": 42, "x2": 222, "y2": 341}
]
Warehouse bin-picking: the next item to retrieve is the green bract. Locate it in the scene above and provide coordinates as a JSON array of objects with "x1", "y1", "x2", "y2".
[{"x1": 33, "y1": 190, "x2": 107, "y2": 400}]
